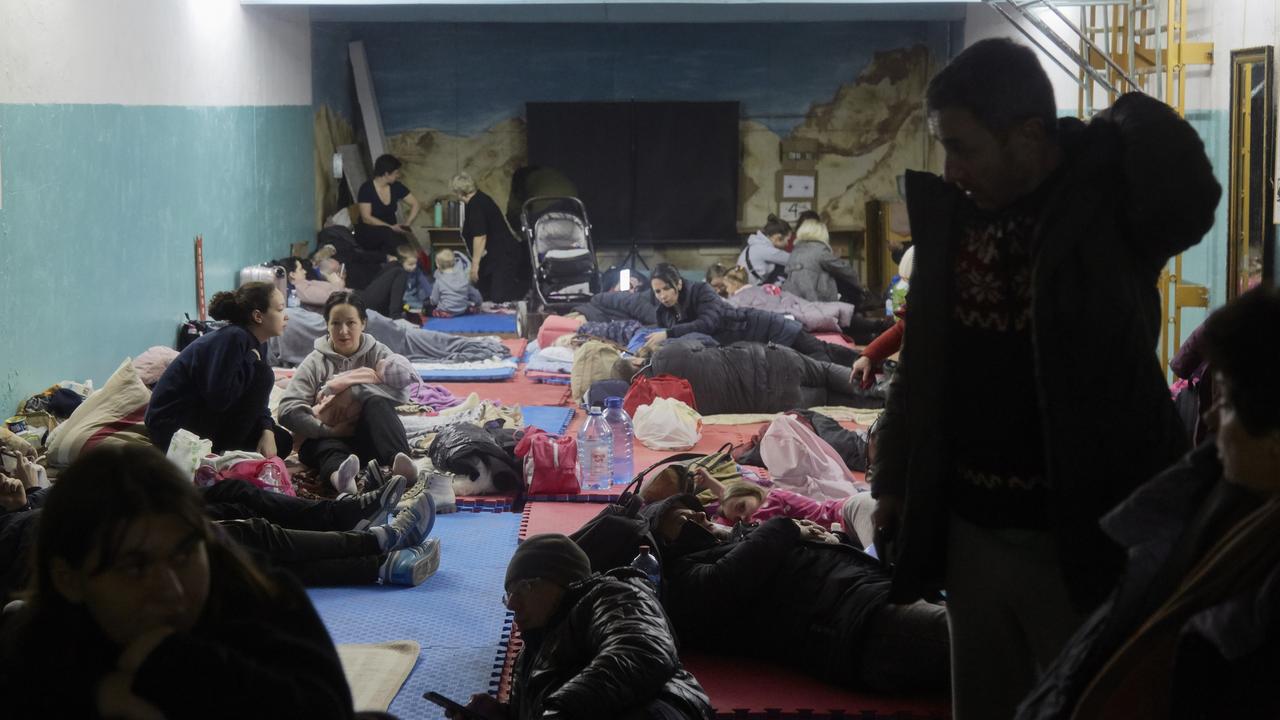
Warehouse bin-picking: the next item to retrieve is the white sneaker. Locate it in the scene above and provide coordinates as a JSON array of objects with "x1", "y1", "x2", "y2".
[{"x1": 427, "y1": 471, "x2": 458, "y2": 514}]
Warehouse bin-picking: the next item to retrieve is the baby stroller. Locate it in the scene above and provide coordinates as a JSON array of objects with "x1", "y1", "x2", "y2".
[{"x1": 521, "y1": 196, "x2": 601, "y2": 311}]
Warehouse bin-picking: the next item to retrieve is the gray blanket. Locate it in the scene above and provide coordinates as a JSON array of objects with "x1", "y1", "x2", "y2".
[{"x1": 269, "y1": 307, "x2": 510, "y2": 367}]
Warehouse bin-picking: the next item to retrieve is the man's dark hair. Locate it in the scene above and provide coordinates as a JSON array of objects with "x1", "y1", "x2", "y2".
[
  {"x1": 1202, "y1": 286, "x2": 1280, "y2": 435},
  {"x1": 927, "y1": 38, "x2": 1057, "y2": 138}
]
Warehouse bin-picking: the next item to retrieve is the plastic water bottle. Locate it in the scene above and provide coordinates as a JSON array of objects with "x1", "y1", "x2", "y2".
[
  {"x1": 287, "y1": 286, "x2": 300, "y2": 308},
  {"x1": 576, "y1": 407, "x2": 614, "y2": 492},
  {"x1": 631, "y1": 545, "x2": 662, "y2": 595},
  {"x1": 602, "y1": 397, "x2": 634, "y2": 485}
]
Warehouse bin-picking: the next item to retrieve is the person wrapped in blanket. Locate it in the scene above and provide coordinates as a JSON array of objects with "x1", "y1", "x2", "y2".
[
  {"x1": 1017, "y1": 286, "x2": 1280, "y2": 719},
  {"x1": 145, "y1": 282, "x2": 293, "y2": 458},
  {"x1": 0, "y1": 450, "x2": 440, "y2": 607},
  {"x1": 278, "y1": 290, "x2": 421, "y2": 498},
  {"x1": 642, "y1": 263, "x2": 860, "y2": 366},
  {"x1": 642, "y1": 494, "x2": 950, "y2": 695},
  {"x1": 446, "y1": 534, "x2": 714, "y2": 720},
  {"x1": 0, "y1": 444, "x2": 357, "y2": 719}
]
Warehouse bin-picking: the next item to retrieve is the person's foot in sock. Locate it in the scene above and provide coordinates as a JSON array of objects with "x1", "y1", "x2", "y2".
[
  {"x1": 347, "y1": 474, "x2": 408, "y2": 531},
  {"x1": 330, "y1": 454, "x2": 360, "y2": 496},
  {"x1": 391, "y1": 452, "x2": 418, "y2": 485},
  {"x1": 371, "y1": 491, "x2": 436, "y2": 552}
]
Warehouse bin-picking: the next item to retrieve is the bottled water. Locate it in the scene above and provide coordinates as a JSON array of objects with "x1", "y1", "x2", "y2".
[
  {"x1": 602, "y1": 397, "x2": 634, "y2": 485},
  {"x1": 576, "y1": 407, "x2": 614, "y2": 492},
  {"x1": 630, "y1": 545, "x2": 661, "y2": 595},
  {"x1": 287, "y1": 287, "x2": 300, "y2": 308}
]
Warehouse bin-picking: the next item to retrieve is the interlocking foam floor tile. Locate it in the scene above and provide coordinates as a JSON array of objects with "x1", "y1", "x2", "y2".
[
  {"x1": 310, "y1": 511, "x2": 522, "y2": 719},
  {"x1": 520, "y1": 405, "x2": 575, "y2": 435},
  {"x1": 423, "y1": 313, "x2": 518, "y2": 334}
]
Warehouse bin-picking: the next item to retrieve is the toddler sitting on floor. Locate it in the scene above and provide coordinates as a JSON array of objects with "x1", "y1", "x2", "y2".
[{"x1": 431, "y1": 249, "x2": 483, "y2": 318}]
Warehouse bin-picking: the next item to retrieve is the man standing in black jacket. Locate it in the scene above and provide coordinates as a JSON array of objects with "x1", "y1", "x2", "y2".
[{"x1": 870, "y1": 39, "x2": 1221, "y2": 718}]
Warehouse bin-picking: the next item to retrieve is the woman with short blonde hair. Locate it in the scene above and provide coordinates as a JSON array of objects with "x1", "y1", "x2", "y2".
[
  {"x1": 451, "y1": 172, "x2": 529, "y2": 302},
  {"x1": 784, "y1": 218, "x2": 867, "y2": 304}
]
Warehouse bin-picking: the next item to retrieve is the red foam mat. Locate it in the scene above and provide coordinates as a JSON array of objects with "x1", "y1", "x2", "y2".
[
  {"x1": 518, "y1": 501, "x2": 602, "y2": 540},
  {"x1": 684, "y1": 652, "x2": 951, "y2": 719}
]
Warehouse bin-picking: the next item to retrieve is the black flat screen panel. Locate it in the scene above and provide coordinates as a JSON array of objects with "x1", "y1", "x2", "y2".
[{"x1": 526, "y1": 101, "x2": 738, "y2": 245}]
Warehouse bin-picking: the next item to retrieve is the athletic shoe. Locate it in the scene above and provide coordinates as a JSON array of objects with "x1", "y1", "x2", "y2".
[
  {"x1": 427, "y1": 471, "x2": 457, "y2": 514},
  {"x1": 378, "y1": 491, "x2": 436, "y2": 552},
  {"x1": 360, "y1": 458, "x2": 389, "y2": 493},
  {"x1": 380, "y1": 537, "x2": 442, "y2": 587},
  {"x1": 347, "y1": 474, "x2": 407, "y2": 531}
]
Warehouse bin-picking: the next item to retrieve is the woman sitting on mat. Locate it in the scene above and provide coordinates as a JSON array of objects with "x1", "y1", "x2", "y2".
[
  {"x1": 355, "y1": 153, "x2": 421, "y2": 257},
  {"x1": 0, "y1": 444, "x2": 357, "y2": 719},
  {"x1": 145, "y1": 282, "x2": 292, "y2": 458},
  {"x1": 278, "y1": 290, "x2": 420, "y2": 496},
  {"x1": 641, "y1": 263, "x2": 860, "y2": 366}
]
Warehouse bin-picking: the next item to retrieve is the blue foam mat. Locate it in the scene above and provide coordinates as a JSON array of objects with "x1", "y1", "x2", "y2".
[
  {"x1": 418, "y1": 366, "x2": 516, "y2": 381},
  {"x1": 520, "y1": 405, "x2": 575, "y2": 435},
  {"x1": 309, "y1": 511, "x2": 522, "y2": 719},
  {"x1": 424, "y1": 313, "x2": 518, "y2": 334}
]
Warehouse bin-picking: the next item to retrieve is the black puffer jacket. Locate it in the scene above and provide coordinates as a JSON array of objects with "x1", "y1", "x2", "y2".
[
  {"x1": 647, "y1": 340, "x2": 877, "y2": 415},
  {"x1": 428, "y1": 423, "x2": 522, "y2": 493},
  {"x1": 508, "y1": 568, "x2": 713, "y2": 720},
  {"x1": 656, "y1": 281, "x2": 802, "y2": 347},
  {"x1": 642, "y1": 495, "x2": 891, "y2": 688},
  {"x1": 573, "y1": 291, "x2": 658, "y2": 325},
  {"x1": 872, "y1": 93, "x2": 1221, "y2": 611}
]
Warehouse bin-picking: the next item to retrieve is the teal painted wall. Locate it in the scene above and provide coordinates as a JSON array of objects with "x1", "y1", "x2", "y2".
[{"x1": 0, "y1": 103, "x2": 314, "y2": 414}]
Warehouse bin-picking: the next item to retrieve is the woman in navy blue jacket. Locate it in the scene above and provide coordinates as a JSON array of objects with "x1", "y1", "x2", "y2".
[
  {"x1": 145, "y1": 282, "x2": 292, "y2": 458},
  {"x1": 642, "y1": 263, "x2": 859, "y2": 365}
]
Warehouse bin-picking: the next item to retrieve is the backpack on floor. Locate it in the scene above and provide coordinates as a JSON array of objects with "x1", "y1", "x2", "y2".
[
  {"x1": 569, "y1": 455, "x2": 687, "y2": 575},
  {"x1": 176, "y1": 314, "x2": 221, "y2": 351},
  {"x1": 515, "y1": 428, "x2": 579, "y2": 495}
]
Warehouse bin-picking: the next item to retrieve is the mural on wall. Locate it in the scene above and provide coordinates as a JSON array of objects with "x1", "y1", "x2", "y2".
[{"x1": 312, "y1": 22, "x2": 943, "y2": 235}]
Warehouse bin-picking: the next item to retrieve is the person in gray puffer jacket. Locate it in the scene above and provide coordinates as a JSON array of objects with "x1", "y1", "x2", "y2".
[
  {"x1": 278, "y1": 291, "x2": 417, "y2": 493},
  {"x1": 448, "y1": 534, "x2": 714, "y2": 720},
  {"x1": 431, "y1": 248, "x2": 483, "y2": 316},
  {"x1": 782, "y1": 219, "x2": 866, "y2": 303}
]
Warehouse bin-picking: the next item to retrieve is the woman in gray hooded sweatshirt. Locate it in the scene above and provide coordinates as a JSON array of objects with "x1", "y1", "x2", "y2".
[{"x1": 278, "y1": 291, "x2": 418, "y2": 495}]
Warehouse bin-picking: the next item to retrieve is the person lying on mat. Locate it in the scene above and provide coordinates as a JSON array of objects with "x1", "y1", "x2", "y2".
[
  {"x1": 572, "y1": 289, "x2": 659, "y2": 325},
  {"x1": 448, "y1": 534, "x2": 714, "y2": 720},
  {"x1": 0, "y1": 452, "x2": 439, "y2": 601},
  {"x1": 642, "y1": 494, "x2": 950, "y2": 695},
  {"x1": 698, "y1": 473, "x2": 877, "y2": 541},
  {"x1": 719, "y1": 265, "x2": 860, "y2": 334},
  {"x1": 642, "y1": 263, "x2": 860, "y2": 366},
  {"x1": 1017, "y1": 286, "x2": 1280, "y2": 720},
  {"x1": 616, "y1": 339, "x2": 883, "y2": 416},
  {"x1": 431, "y1": 248, "x2": 483, "y2": 318},
  {"x1": 0, "y1": 444, "x2": 357, "y2": 719},
  {"x1": 146, "y1": 282, "x2": 293, "y2": 458},
  {"x1": 278, "y1": 290, "x2": 420, "y2": 496}
]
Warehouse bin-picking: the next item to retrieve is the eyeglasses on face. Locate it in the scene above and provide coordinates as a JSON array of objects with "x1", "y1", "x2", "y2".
[{"x1": 502, "y1": 577, "x2": 540, "y2": 607}]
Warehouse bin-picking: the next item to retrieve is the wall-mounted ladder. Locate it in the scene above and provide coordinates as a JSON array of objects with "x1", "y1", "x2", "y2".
[{"x1": 985, "y1": 0, "x2": 1214, "y2": 372}]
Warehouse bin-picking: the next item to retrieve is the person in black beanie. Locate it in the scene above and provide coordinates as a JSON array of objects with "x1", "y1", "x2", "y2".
[{"x1": 447, "y1": 534, "x2": 713, "y2": 720}]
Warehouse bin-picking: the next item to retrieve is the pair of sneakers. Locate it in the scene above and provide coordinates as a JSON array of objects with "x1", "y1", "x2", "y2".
[{"x1": 376, "y1": 493, "x2": 439, "y2": 587}]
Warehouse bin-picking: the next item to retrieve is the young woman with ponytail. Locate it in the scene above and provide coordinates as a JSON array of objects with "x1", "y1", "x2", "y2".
[{"x1": 145, "y1": 282, "x2": 293, "y2": 457}]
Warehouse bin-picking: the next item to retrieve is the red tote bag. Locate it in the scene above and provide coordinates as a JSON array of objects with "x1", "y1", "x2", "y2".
[{"x1": 623, "y1": 374, "x2": 697, "y2": 417}]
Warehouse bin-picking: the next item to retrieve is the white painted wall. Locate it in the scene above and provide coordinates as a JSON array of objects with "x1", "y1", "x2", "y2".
[
  {"x1": 0, "y1": 0, "x2": 311, "y2": 106},
  {"x1": 964, "y1": 3, "x2": 1082, "y2": 111}
]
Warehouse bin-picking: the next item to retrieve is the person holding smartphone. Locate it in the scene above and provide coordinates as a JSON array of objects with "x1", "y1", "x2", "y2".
[{"x1": 444, "y1": 534, "x2": 713, "y2": 720}]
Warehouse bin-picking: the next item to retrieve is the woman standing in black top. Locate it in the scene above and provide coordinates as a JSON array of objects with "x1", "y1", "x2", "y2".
[
  {"x1": 451, "y1": 172, "x2": 530, "y2": 303},
  {"x1": 356, "y1": 154, "x2": 422, "y2": 257}
]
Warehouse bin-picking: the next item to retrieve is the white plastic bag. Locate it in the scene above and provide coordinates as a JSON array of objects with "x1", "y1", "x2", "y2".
[
  {"x1": 166, "y1": 428, "x2": 212, "y2": 482},
  {"x1": 633, "y1": 397, "x2": 702, "y2": 450}
]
